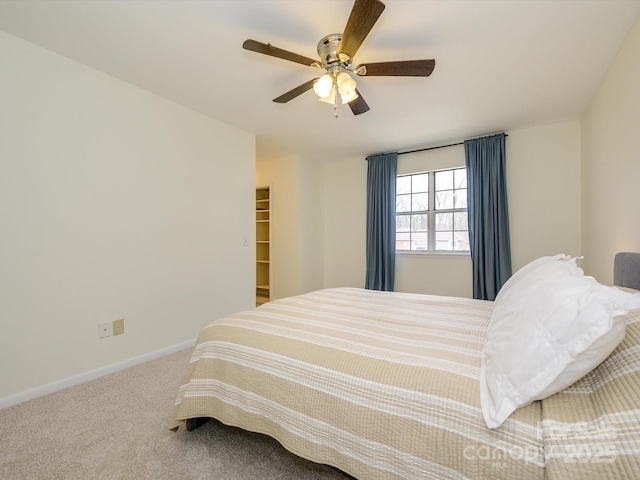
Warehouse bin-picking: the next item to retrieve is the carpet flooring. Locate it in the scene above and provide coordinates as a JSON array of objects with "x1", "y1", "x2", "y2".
[{"x1": 0, "y1": 348, "x2": 350, "y2": 480}]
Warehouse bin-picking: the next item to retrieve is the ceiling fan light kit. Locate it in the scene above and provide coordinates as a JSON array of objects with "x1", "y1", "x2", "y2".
[
  {"x1": 337, "y1": 72, "x2": 358, "y2": 104},
  {"x1": 313, "y1": 74, "x2": 334, "y2": 100},
  {"x1": 243, "y1": 0, "x2": 435, "y2": 116}
]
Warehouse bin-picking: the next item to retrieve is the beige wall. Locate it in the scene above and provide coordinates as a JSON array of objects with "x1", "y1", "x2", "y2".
[
  {"x1": 322, "y1": 121, "x2": 582, "y2": 297},
  {"x1": 581, "y1": 17, "x2": 640, "y2": 284},
  {"x1": 0, "y1": 31, "x2": 256, "y2": 400}
]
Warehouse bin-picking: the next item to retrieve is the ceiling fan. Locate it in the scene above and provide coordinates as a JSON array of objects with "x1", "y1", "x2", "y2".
[{"x1": 242, "y1": 0, "x2": 435, "y2": 116}]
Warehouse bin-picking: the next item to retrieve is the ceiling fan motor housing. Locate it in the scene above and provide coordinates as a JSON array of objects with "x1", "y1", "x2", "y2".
[{"x1": 318, "y1": 34, "x2": 347, "y2": 67}]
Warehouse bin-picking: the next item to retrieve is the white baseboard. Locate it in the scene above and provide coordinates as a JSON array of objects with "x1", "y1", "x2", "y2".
[{"x1": 0, "y1": 339, "x2": 195, "y2": 410}]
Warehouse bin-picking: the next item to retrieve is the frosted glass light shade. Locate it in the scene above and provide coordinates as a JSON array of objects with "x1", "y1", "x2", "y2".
[
  {"x1": 340, "y1": 90, "x2": 358, "y2": 104},
  {"x1": 337, "y1": 72, "x2": 358, "y2": 104},
  {"x1": 318, "y1": 86, "x2": 336, "y2": 105},
  {"x1": 313, "y1": 74, "x2": 334, "y2": 99}
]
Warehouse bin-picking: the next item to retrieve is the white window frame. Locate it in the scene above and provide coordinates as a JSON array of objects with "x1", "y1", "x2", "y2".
[{"x1": 395, "y1": 167, "x2": 470, "y2": 255}]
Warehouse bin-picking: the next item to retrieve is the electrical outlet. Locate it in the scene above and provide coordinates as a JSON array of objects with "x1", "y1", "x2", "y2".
[
  {"x1": 99, "y1": 322, "x2": 111, "y2": 338},
  {"x1": 112, "y1": 318, "x2": 124, "y2": 336}
]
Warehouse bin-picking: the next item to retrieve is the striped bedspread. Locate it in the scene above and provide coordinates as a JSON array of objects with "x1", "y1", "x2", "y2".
[
  {"x1": 170, "y1": 288, "x2": 544, "y2": 479},
  {"x1": 540, "y1": 308, "x2": 640, "y2": 480}
]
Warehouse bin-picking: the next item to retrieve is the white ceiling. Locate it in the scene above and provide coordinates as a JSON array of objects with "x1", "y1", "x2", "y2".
[{"x1": 1, "y1": 0, "x2": 639, "y2": 161}]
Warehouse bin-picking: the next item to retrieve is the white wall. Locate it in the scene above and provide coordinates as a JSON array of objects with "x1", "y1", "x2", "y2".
[
  {"x1": 322, "y1": 121, "x2": 582, "y2": 297},
  {"x1": 323, "y1": 156, "x2": 368, "y2": 288},
  {"x1": 256, "y1": 154, "x2": 324, "y2": 299},
  {"x1": 0, "y1": 31, "x2": 255, "y2": 400},
  {"x1": 298, "y1": 157, "x2": 325, "y2": 294},
  {"x1": 507, "y1": 121, "x2": 582, "y2": 271},
  {"x1": 581, "y1": 17, "x2": 640, "y2": 283}
]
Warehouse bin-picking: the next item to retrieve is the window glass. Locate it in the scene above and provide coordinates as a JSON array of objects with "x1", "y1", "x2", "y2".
[
  {"x1": 435, "y1": 170, "x2": 453, "y2": 190},
  {"x1": 411, "y1": 214, "x2": 428, "y2": 232},
  {"x1": 455, "y1": 169, "x2": 467, "y2": 188},
  {"x1": 396, "y1": 167, "x2": 469, "y2": 253},
  {"x1": 396, "y1": 176, "x2": 411, "y2": 195},
  {"x1": 412, "y1": 173, "x2": 429, "y2": 192},
  {"x1": 454, "y1": 212, "x2": 468, "y2": 230},
  {"x1": 435, "y1": 191, "x2": 453, "y2": 210},
  {"x1": 396, "y1": 194, "x2": 411, "y2": 213},
  {"x1": 412, "y1": 193, "x2": 429, "y2": 211}
]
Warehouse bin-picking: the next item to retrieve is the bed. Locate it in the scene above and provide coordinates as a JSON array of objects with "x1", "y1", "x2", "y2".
[{"x1": 170, "y1": 253, "x2": 640, "y2": 479}]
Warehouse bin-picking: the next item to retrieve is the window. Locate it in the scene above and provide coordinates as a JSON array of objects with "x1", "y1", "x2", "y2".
[{"x1": 396, "y1": 167, "x2": 469, "y2": 252}]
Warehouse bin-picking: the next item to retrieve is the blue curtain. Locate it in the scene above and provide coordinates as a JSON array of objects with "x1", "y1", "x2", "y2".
[
  {"x1": 365, "y1": 152, "x2": 398, "y2": 291},
  {"x1": 464, "y1": 133, "x2": 512, "y2": 300}
]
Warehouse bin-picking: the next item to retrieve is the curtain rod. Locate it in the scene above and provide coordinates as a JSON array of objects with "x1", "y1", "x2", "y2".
[{"x1": 398, "y1": 133, "x2": 508, "y2": 156}]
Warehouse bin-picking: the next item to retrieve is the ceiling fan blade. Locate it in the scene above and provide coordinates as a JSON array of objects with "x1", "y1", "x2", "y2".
[
  {"x1": 338, "y1": 0, "x2": 386, "y2": 61},
  {"x1": 273, "y1": 78, "x2": 318, "y2": 103},
  {"x1": 358, "y1": 59, "x2": 436, "y2": 77},
  {"x1": 348, "y1": 89, "x2": 370, "y2": 115},
  {"x1": 243, "y1": 39, "x2": 318, "y2": 67}
]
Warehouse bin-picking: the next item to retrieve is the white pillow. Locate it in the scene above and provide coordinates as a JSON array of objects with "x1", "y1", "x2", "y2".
[
  {"x1": 480, "y1": 256, "x2": 640, "y2": 429},
  {"x1": 493, "y1": 253, "x2": 570, "y2": 303},
  {"x1": 616, "y1": 286, "x2": 640, "y2": 294}
]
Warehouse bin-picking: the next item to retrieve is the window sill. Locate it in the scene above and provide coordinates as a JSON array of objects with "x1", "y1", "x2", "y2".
[{"x1": 395, "y1": 250, "x2": 470, "y2": 257}]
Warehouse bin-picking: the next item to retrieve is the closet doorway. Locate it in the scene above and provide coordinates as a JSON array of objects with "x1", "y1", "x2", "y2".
[{"x1": 256, "y1": 186, "x2": 271, "y2": 305}]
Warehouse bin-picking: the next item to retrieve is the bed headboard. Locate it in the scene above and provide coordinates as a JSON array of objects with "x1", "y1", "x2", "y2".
[{"x1": 614, "y1": 252, "x2": 640, "y2": 290}]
